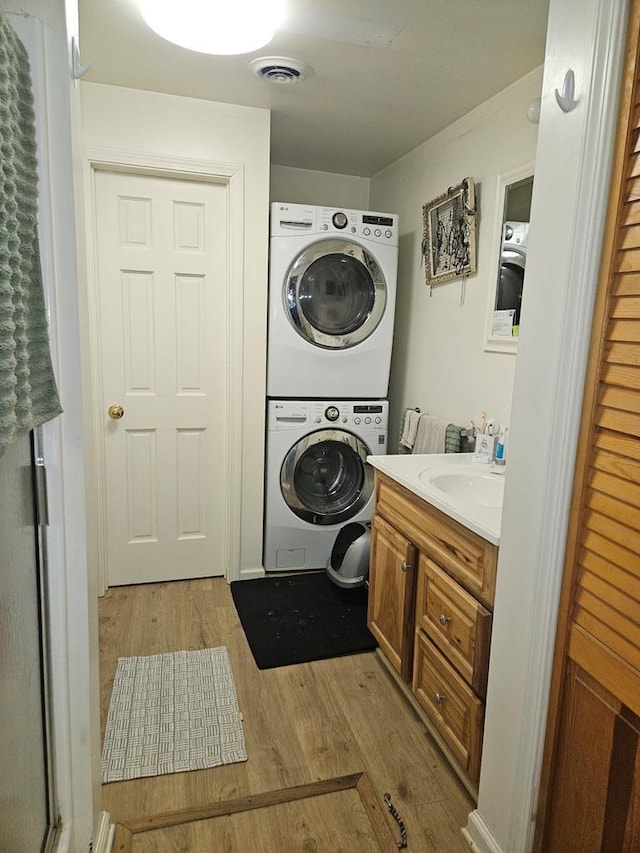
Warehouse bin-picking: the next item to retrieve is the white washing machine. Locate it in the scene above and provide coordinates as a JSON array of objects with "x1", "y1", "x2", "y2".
[
  {"x1": 267, "y1": 202, "x2": 399, "y2": 399},
  {"x1": 263, "y1": 398, "x2": 388, "y2": 572},
  {"x1": 496, "y1": 220, "x2": 528, "y2": 328}
]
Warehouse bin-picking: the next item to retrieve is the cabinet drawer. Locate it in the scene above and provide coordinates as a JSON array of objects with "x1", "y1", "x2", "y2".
[
  {"x1": 412, "y1": 632, "x2": 484, "y2": 784},
  {"x1": 416, "y1": 555, "x2": 492, "y2": 696},
  {"x1": 375, "y1": 473, "x2": 498, "y2": 608}
]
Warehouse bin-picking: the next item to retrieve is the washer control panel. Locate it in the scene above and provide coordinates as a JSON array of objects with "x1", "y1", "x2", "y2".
[
  {"x1": 270, "y1": 400, "x2": 388, "y2": 441},
  {"x1": 502, "y1": 220, "x2": 529, "y2": 250},
  {"x1": 310, "y1": 401, "x2": 388, "y2": 429}
]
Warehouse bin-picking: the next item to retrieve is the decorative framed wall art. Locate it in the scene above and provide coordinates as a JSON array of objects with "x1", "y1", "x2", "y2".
[{"x1": 422, "y1": 177, "x2": 477, "y2": 287}]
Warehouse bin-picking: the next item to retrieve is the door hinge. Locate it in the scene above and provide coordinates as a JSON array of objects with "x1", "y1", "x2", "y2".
[{"x1": 34, "y1": 457, "x2": 49, "y2": 526}]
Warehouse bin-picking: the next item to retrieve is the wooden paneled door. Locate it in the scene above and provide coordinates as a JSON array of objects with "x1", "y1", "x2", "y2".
[{"x1": 535, "y1": 4, "x2": 640, "y2": 850}]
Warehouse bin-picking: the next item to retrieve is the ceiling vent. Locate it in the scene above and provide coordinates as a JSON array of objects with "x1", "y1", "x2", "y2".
[{"x1": 250, "y1": 56, "x2": 310, "y2": 85}]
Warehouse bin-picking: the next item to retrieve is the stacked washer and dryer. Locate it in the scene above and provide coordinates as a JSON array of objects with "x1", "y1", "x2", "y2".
[{"x1": 263, "y1": 202, "x2": 399, "y2": 574}]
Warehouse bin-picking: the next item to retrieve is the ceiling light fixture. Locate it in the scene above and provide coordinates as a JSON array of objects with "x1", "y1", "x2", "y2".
[{"x1": 138, "y1": 0, "x2": 285, "y2": 56}]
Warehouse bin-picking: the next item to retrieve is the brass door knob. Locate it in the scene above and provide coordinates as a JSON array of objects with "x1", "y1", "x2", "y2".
[{"x1": 108, "y1": 404, "x2": 125, "y2": 420}]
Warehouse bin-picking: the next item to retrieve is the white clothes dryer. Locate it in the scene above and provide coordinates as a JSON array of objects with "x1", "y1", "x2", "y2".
[
  {"x1": 263, "y1": 398, "x2": 388, "y2": 572},
  {"x1": 267, "y1": 202, "x2": 399, "y2": 399}
]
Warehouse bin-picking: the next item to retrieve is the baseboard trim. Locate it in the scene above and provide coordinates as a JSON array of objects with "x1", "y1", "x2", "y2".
[
  {"x1": 93, "y1": 811, "x2": 115, "y2": 853},
  {"x1": 232, "y1": 567, "x2": 266, "y2": 582},
  {"x1": 465, "y1": 810, "x2": 504, "y2": 853},
  {"x1": 461, "y1": 826, "x2": 482, "y2": 852}
]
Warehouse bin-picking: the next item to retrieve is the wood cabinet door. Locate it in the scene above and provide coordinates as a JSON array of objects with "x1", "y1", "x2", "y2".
[
  {"x1": 367, "y1": 514, "x2": 417, "y2": 682},
  {"x1": 536, "y1": 3, "x2": 640, "y2": 849}
]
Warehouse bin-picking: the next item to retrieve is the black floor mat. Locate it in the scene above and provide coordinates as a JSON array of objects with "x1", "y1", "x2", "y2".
[{"x1": 230, "y1": 572, "x2": 377, "y2": 669}]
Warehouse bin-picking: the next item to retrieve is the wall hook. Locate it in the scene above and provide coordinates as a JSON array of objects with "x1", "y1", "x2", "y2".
[
  {"x1": 555, "y1": 69, "x2": 577, "y2": 113},
  {"x1": 71, "y1": 36, "x2": 91, "y2": 79}
]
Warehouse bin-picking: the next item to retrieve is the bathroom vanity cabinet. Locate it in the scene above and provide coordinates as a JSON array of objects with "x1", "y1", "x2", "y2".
[{"x1": 367, "y1": 471, "x2": 499, "y2": 791}]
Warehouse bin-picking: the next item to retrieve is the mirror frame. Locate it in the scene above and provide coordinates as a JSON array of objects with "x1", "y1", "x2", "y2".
[{"x1": 484, "y1": 161, "x2": 535, "y2": 354}]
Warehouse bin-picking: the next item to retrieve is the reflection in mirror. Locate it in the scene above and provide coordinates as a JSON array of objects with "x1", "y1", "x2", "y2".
[
  {"x1": 494, "y1": 175, "x2": 533, "y2": 338},
  {"x1": 486, "y1": 167, "x2": 534, "y2": 352}
]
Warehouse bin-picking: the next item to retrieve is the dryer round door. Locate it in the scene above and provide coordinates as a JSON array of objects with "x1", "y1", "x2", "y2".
[
  {"x1": 280, "y1": 429, "x2": 374, "y2": 526},
  {"x1": 285, "y1": 239, "x2": 387, "y2": 349}
]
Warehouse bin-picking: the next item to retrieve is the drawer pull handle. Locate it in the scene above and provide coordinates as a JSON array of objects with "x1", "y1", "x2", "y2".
[
  {"x1": 434, "y1": 692, "x2": 446, "y2": 705},
  {"x1": 439, "y1": 613, "x2": 452, "y2": 627},
  {"x1": 401, "y1": 561, "x2": 411, "y2": 573}
]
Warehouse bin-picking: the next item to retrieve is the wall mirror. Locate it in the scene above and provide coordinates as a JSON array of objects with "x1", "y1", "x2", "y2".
[{"x1": 485, "y1": 164, "x2": 534, "y2": 353}]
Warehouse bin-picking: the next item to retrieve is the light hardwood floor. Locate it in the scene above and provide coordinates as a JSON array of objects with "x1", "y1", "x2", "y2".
[{"x1": 99, "y1": 577, "x2": 474, "y2": 851}]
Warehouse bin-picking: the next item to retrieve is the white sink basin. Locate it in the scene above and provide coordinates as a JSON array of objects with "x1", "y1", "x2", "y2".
[
  {"x1": 367, "y1": 454, "x2": 503, "y2": 543},
  {"x1": 419, "y1": 466, "x2": 505, "y2": 508}
]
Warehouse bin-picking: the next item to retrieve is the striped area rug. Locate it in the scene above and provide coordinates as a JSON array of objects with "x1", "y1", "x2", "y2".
[{"x1": 101, "y1": 646, "x2": 247, "y2": 783}]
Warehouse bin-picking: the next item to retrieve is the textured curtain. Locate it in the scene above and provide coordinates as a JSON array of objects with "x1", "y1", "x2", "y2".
[{"x1": 0, "y1": 13, "x2": 62, "y2": 457}]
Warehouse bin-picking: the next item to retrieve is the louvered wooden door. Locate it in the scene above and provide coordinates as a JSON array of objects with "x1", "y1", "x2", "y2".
[{"x1": 535, "y1": 5, "x2": 640, "y2": 850}]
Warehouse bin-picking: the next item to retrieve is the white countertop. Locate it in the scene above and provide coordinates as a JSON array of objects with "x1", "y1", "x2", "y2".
[{"x1": 367, "y1": 452, "x2": 503, "y2": 545}]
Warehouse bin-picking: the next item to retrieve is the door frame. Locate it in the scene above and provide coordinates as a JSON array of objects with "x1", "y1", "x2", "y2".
[{"x1": 83, "y1": 148, "x2": 244, "y2": 592}]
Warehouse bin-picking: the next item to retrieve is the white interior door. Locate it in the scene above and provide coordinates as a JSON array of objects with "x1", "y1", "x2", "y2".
[{"x1": 94, "y1": 170, "x2": 228, "y2": 585}]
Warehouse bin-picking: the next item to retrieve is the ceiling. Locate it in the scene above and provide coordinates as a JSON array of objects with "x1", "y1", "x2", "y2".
[{"x1": 78, "y1": 0, "x2": 550, "y2": 178}]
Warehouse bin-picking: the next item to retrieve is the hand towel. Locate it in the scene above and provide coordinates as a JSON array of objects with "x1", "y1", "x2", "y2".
[
  {"x1": 400, "y1": 409, "x2": 421, "y2": 451},
  {"x1": 445, "y1": 424, "x2": 464, "y2": 453},
  {"x1": 0, "y1": 15, "x2": 62, "y2": 457},
  {"x1": 412, "y1": 414, "x2": 448, "y2": 455}
]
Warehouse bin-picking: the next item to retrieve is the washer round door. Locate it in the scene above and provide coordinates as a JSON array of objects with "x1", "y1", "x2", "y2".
[
  {"x1": 285, "y1": 239, "x2": 387, "y2": 349},
  {"x1": 280, "y1": 429, "x2": 374, "y2": 526},
  {"x1": 496, "y1": 246, "x2": 526, "y2": 326}
]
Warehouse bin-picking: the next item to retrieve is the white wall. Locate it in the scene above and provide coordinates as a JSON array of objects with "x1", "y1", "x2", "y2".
[
  {"x1": 369, "y1": 69, "x2": 542, "y2": 449},
  {"x1": 80, "y1": 83, "x2": 271, "y2": 578},
  {"x1": 270, "y1": 164, "x2": 370, "y2": 209}
]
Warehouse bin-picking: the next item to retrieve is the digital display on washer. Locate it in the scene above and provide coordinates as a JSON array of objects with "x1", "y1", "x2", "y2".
[
  {"x1": 362, "y1": 215, "x2": 394, "y2": 227},
  {"x1": 354, "y1": 405, "x2": 384, "y2": 413}
]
